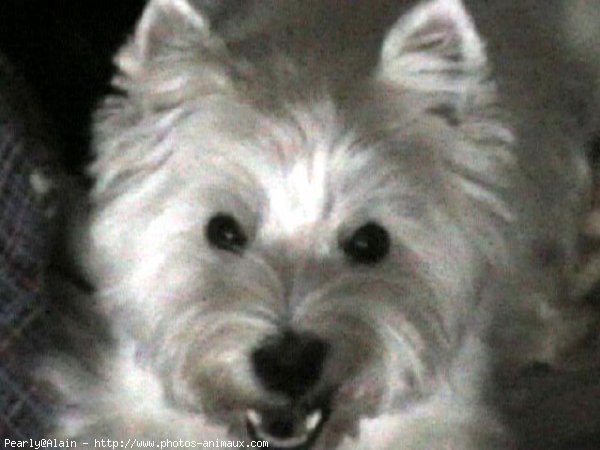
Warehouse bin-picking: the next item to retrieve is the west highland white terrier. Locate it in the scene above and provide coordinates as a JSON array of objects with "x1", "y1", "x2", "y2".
[{"x1": 42, "y1": 0, "x2": 600, "y2": 448}]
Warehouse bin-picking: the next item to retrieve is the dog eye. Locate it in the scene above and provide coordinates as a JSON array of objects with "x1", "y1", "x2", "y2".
[
  {"x1": 206, "y1": 214, "x2": 248, "y2": 253},
  {"x1": 341, "y1": 222, "x2": 390, "y2": 265}
]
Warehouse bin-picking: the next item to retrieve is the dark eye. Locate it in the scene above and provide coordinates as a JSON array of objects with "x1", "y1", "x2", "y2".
[
  {"x1": 341, "y1": 222, "x2": 390, "y2": 265},
  {"x1": 206, "y1": 214, "x2": 248, "y2": 253}
]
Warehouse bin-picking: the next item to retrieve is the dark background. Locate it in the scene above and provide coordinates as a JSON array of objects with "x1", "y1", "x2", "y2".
[{"x1": 0, "y1": 0, "x2": 146, "y2": 172}]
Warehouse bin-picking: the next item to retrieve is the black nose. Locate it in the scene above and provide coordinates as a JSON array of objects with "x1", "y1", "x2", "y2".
[{"x1": 251, "y1": 331, "x2": 328, "y2": 398}]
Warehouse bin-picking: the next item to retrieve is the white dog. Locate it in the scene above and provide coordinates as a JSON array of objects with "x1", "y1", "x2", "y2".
[{"x1": 43, "y1": 0, "x2": 600, "y2": 448}]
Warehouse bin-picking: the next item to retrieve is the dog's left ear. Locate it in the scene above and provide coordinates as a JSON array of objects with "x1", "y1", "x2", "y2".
[
  {"x1": 117, "y1": 0, "x2": 214, "y2": 77},
  {"x1": 378, "y1": 0, "x2": 491, "y2": 118}
]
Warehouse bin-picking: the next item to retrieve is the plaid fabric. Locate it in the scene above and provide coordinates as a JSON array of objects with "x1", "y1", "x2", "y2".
[{"x1": 0, "y1": 53, "x2": 60, "y2": 439}]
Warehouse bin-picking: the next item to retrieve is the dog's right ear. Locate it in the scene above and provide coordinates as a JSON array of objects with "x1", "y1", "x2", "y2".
[
  {"x1": 117, "y1": 0, "x2": 213, "y2": 78},
  {"x1": 377, "y1": 0, "x2": 491, "y2": 120}
]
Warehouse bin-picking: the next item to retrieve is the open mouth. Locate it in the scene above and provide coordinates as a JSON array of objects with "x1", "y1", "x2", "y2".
[{"x1": 246, "y1": 408, "x2": 326, "y2": 450}]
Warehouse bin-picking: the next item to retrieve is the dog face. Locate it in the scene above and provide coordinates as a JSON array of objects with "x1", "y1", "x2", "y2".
[{"x1": 85, "y1": 0, "x2": 521, "y2": 446}]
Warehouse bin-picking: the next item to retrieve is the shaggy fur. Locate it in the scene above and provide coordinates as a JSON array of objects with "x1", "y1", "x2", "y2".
[{"x1": 42, "y1": 0, "x2": 600, "y2": 448}]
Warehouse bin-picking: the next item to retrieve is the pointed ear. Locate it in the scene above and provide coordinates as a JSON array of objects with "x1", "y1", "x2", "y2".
[
  {"x1": 378, "y1": 0, "x2": 491, "y2": 118},
  {"x1": 117, "y1": 0, "x2": 211, "y2": 77}
]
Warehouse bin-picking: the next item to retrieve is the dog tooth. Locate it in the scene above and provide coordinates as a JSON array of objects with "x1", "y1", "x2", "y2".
[
  {"x1": 306, "y1": 410, "x2": 322, "y2": 432},
  {"x1": 246, "y1": 409, "x2": 263, "y2": 427}
]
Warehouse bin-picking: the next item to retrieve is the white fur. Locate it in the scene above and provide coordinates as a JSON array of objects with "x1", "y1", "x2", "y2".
[{"x1": 44, "y1": 0, "x2": 600, "y2": 448}]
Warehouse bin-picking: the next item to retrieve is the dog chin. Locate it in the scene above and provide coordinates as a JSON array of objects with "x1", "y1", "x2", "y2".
[{"x1": 201, "y1": 373, "x2": 381, "y2": 449}]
